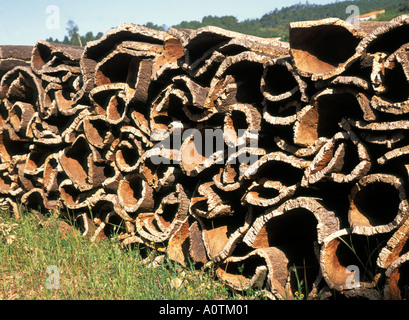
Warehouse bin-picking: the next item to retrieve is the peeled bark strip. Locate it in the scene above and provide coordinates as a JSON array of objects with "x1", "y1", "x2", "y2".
[
  {"x1": 261, "y1": 56, "x2": 308, "y2": 103},
  {"x1": 172, "y1": 75, "x2": 213, "y2": 122},
  {"x1": 348, "y1": 173, "x2": 409, "y2": 234},
  {"x1": 357, "y1": 14, "x2": 409, "y2": 56},
  {"x1": 89, "y1": 83, "x2": 129, "y2": 125},
  {"x1": 135, "y1": 147, "x2": 180, "y2": 191},
  {"x1": 189, "y1": 180, "x2": 238, "y2": 219},
  {"x1": 289, "y1": 18, "x2": 364, "y2": 80},
  {"x1": 216, "y1": 247, "x2": 289, "y2": 299},
  {"x1": 294, "y1": 88, "x2": 375, "y2": 147},
  {"x1": 115, "y1": 125, "x2": 151, "y2": 173},
  {"x1": 135, "y1": 184, "x2": 189, "y2": 242},
  {"x1": 59, "y1": 134, "x2": 106, "y2": 191},
  {"x1": 31, "y1": 41, "x2": 83, "y2": 81},
  {"x1": 370, "y1": 44, "x2": 409, "y2": 115},
  {"x1": 1, "y1": 66, "x2": 44, "y2": 112},
  {"x1": 172, "y1": 25, "x2": 288, "y2": 77},
  {"x1": 377, "y1": 214, "x2": 409, "y2": 270},
  {"x1": 301, "y1": 130, "x2": 371, "y2": 186},
  {"x1": 117, "y1": 173, "x2": 154, "y2": 214},
  {"x1": 197, "y1": 207, "x2": 253, "y2": 262},
  {"x1": 263, "y1": 100, "x2": 303, "y2": 126},
  {"x1": 43, "y1": 152, "x2": 63, "y2": 193},
  {"x1": 241, "y1": 152, "x2": 310, "y2": 207},
  {"x1": 244, "y1": 197, "x2": 340, "y2": 247},
  {"x1": 179, "y1": 127, "x2": 224, "y2": 177},
  {"x1": 0, "y1": 45, "x2": 32, "y2": 80},
  {"x1": 320, "y1": 228, "x2": 389, "y2": 292},
  {"x1": 223, "y1": 103, "x2": 261, "y2": 149},
  {"x1": 213, "y1": 147, "x2": 266, "y2": 192},
  {"x1": 384, "y1": 251, "x2": 409, "y2": 299},
  {"x1": 21, "y1": 188, "x2": 60, "y2": 214},
  {"x1": 8, "y1": 102, "x2": 35, "y2": 134}
]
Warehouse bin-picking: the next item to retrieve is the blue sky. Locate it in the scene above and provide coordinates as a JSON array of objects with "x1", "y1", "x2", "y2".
[{"x1": 0, "y1": 0, "x2": 336, "y2": 45}]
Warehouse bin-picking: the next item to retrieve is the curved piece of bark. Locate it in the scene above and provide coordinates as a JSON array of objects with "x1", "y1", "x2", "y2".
[
  {"x1": 370, "y1": 44, "x2": 409, "y2": 115},
  {"x1": 31, "y1": 41, "x2": 82, "y2": 78},
  {"x1": 223, "y1": 103, "x2": 261, "y2": 149},
  {"x1": 79, "y1": 23, "x2": 178, "y2": 100},
  {"x1": 0, "y1": 197, "x2": 23, "y2": 220},
  {"x1": 243, "y1": 197, "x2": 333, "y2": 298},
  {"x1": 59, "y1": 134, "x2": 106, "y2": 191},
  {"x1": 44, "y1": 83, "x2": 88, "y2": 117},
  {"x1": 0, "y1": 168, "x2": 23, "y2": 196},
  {"x1": 289, "y1": 18, "x2": 363, "y2": 80},
  {"x1": 0, "y1": 125, "x2": 30, "y2": 163},
  {"x1": 167, "y1": 216, "x2": 190, "y2": 266},
  {"x1": 0, "y1": 45, "x2": 32, "y2": 80},
  {"x1": 43, "y1": 152, "x2": 64, "y2": 193},
  {"x1": 209, "y1": 51, "x2": 270, "y2": 107},
  {"x1": 357, "y1": 14, "x2": 409, "y2": 56},
  {"x1": 384, "y1": 251, "x2": 409, "y2": 299},
  {"x1": 8, "y1": 102, "x2": 35, "y2": 134},
  {"x1": 135, "y1": 183, "x2": 189, "y2": 242},
  {"x1": 117, "y1": 173, "x2": 154, "y2": 214},
  {"x1": 179, "y1": 127, "x2": 224, "y2": 177},
  {"x1": 263, "y1": 99, "x2": 303, "y2": 126},
  {"x1": 189, "y1": 180, "x2": 244, "y2": 219},
  {"x1": 21, "y1": 188, "x2": 60, "y2": 214},
  {"x1": 115, "y1": 125, "x2": 152, "y2": 173},
  {"x1": 293, "y1": 88, "x2": 375, "y2": 147},
  {"x1": 149, "y1": 84, "x2": 189, "y2": 139},
  {"x1": 85, "y1": 193, "x2": 129, "y2": 240},
  {"x1": 273, "y1": 135, "x2": 328, "y2": 158},
  {"x1": 320, "y1": 228, "x2": 388, "y2": 292},
  {"x1": 80, "y1": 114, "x2": 115, "y2": 149},
  {"x1": 216, "y1": 247, "x2": 289, "y2": 299},
  {"x1": 172, "y1": 25, "x2": 288, "y2": 77},
  {"x1": 348, "y1": 173, "x2": 409, "y2": 234},
  {"x1": 377, "y1": 211, "x2": 409, "y2": 271},
  {"x1": 0, "y1": 66, "x2": 44, "y2": 112},
  {"x1": 244, "y1": 197, "x2": 340, "y2": 248},
  {"x1": 24, "y1": 144, "x2": 55, "y2": 176},
  {"x1": 135, "y1": 146, "x2": 181, "y2": 191},
  {"x1": 172, "y1": 75, "x2": 213, "y2": 122},
  {"x1": 241, "y1": 152, "x2": 310, "y2": 207},
  {"x1": 213, "y1": 147, "x2": 266, "y2": 192},
  {"x1": 261, "y1": 56, "x2": 308, "y2": 103},
  {"x1": 89, "y1": 83, "x2": 129, "y2": 125},
  {"x1": 58, "y1": 179, "x2": 105, "y2": 210},
  {"x1": 301, "y1": 130, "x2": 371, "y2": 186},
  {"x1": 195, "y1": 207, "x2": 253, "y2": 262}
]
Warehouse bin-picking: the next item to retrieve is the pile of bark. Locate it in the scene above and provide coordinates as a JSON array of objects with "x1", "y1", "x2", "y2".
[{"x1": 1, "y1": 15, "x2": 409, "y2": 300}]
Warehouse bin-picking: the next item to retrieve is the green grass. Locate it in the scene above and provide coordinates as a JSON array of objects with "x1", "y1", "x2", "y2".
[{"x1": 0, "y1": 210, "x2": 247, "y2": 300}]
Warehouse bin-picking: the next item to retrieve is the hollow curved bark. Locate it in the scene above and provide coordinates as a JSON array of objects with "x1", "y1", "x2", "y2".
[
  {"x1": 384, "y1": 251, "x2": 409, "y2": 299},
  {"x1": 261, "y1": 56, "x2": 308, "y2": 103},
  {"x1": 216, "y1": 247, "x2": 289, "y2": 299},
  {"x1": 135, "y1": 184, "x2": 189, "y2": 242},
  {"x1": 289, "y1": 18, "x2": 364, "y2": 80},
  {"x1": 301, "y1": 130, "x2": 371, "y2": 186},
  {"x1": 320, "y1": 228, "x2": 388, "y2": 292},
  {"x1": 117, "y1": 173, "x2": 154, "y2": 214},
  {"x1": 241, "y1": 151, "x2": 310, "y2": 207},
  {"x1": 348, "y1": 173, "x2": 409, "y2": 234}
]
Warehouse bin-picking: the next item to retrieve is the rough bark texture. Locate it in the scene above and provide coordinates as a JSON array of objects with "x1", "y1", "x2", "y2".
[{"x1": 2, "y1": 16, "x2": 409, "y2": 300}]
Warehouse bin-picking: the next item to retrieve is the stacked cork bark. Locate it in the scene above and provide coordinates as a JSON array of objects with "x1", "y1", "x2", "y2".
[{"x1": 2, "y1": 15, "x2": 409, "y2": 300}]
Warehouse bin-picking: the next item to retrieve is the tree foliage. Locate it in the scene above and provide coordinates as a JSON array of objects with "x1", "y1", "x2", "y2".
[
  {"x1": 46, "y1": 0, "x2": 409, "y2": 45},
  {"x1": 46, "y1": 20, "x2": 103, "y2": 46},
  {"x1": 172, "y1": 0, "x2": 408, "y2": 40}
]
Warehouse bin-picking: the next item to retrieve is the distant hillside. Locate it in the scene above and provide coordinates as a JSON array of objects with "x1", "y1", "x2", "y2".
[{"x1": 171, "y1": 0, "x2": 409, "y2": 40}]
